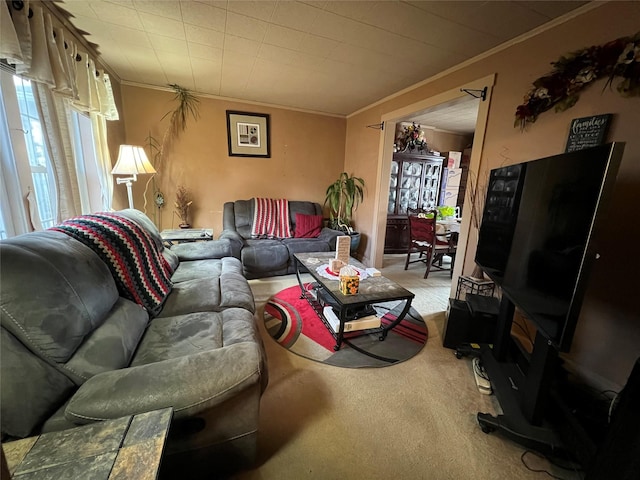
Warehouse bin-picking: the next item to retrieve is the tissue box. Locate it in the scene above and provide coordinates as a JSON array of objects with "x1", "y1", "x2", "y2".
[{"x1": 339, "y1": 275, "x2": 360, "y2": 295}]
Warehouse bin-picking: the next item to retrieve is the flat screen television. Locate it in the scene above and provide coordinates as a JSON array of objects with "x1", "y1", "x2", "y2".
[{"x1": 475, "y1": 142, "x2": 625, "y2": 352}]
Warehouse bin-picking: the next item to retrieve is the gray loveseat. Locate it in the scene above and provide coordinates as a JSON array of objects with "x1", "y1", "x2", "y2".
[
  {"x1": 220, "y1": 199, "x2": 343, "y2": 279},
  {"x1": 0, "y1": 209, "x2": 267, "y2": 478}
]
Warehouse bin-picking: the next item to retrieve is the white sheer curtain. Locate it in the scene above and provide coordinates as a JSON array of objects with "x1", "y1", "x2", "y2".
[
  {"x1": 33, "y1": 81, "x2": 82, "y2": 220},
  {"x1": 91, "y1": 112, "x2": 114, "y2": 210},
  {"x1": 1, "y1": 0, "x2": 120, "y2": 222}
]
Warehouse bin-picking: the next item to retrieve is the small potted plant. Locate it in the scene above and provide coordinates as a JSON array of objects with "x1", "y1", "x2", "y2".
[
  {"x1": 174, "y1": 185, "x2": 193, "y2": 228},
  {"x1": 324, "y1": 172, "x2": 365, "y2": 251},
  {"x1": 436, "y1": 205, "x2": 456, "y2": 219}
]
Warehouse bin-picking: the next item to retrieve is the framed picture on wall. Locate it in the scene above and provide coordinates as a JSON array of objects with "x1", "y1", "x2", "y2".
[{"x1": 226, "y1": 111, "x2": 271, "y2": 157}]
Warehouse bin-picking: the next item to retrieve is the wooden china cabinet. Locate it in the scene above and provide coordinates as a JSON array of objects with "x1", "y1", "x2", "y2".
[{"x1": 384, "y1": 152, "x2": 445, "y2": 254}]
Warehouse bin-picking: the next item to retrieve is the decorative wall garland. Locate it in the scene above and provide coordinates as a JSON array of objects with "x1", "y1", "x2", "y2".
[{"x1": 515, "y1": 32, "x2": 640, "y2": 129}]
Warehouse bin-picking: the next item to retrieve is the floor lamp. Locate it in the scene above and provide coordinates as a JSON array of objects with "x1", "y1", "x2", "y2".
[{"x1": 111, "y1": 145, "x2": 156, "y2": 209}]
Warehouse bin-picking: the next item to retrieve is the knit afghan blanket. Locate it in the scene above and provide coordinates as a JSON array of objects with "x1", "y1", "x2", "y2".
[
  {"x1": 251, "y1": 198, "x2": 292, "y2": 239},
  {"x1": 51, "y1": 213, "x2": 173, "y2": 317}
]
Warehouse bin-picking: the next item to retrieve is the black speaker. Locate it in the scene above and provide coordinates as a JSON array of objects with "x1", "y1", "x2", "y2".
[
  {"x1": 587, "y1": 358, "x2": 640, "y2": 479},
  {"x1": 443, "y1": 297, "x2": 499, "y2": 350},
  {"x1": 443, "y1": 299, "x2": 471, "y2": 349}
]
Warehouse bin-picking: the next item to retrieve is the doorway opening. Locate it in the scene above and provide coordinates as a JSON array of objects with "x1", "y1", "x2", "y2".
[{"x1": 373, "y1": 74, "x2": 495, "y2": 299}]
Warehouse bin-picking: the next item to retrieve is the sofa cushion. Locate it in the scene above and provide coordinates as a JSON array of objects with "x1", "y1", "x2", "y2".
[
  {"x1": 0, "y1": 231, "x2": 119, "y2": 365},
  {"x1": 294, "y1": 213, "x2": 323, "y2": 238},
  {"x1": 171, "y1": 259, "x2": 223, "y2": 283},
  {"x1": 170, "y1": 240, "x2": 232, "y2": 261},
  {"x1": 288, "y1": 200, "x2": 321, "y2": 223},
  {"x1": 130, "y1": 308, "x2": 258, "y2": 367},
  {"x1": 171, "y1": 256, "x2": 245, "y2": 283},
  {"x1": 282, "y1": 237, "x2": 332, "y2": 255},
  {"x1": 51, "y1": 213, "x2": 173, "y2": 317},
  {"x1": 65, "y1": 298, "x2": 149, "y2": 381},
  {"x1": 159, "y1": 273, "x2": 255, "y2": 317},
  {"x1": 131, "y1": 312, "x2": 224, "y2": 365},
  {"x1": 1, "y1": 328, "x2": 76, "y2": 438},
  {"x1": 241, "y1": 240, "x2": 289, "y2": 276},
  {"x1": 225, "y1": 199, "x2": 254, "y2": 239}
]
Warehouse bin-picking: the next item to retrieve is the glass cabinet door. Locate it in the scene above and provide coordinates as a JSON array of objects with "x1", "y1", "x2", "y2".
[
  {"x1": 385, "y1": 153, "x2": 445, "y2": 254},
  {"x1": 420, "y1": 162, "x2": 441, "y2": 210},
  {"x1": 388, "y1": 155, "x2": 443, "y2": 216},
  {"x1": 399, "y1": 161, "x2": 423, "y2": 214},
  {"x1": 388, "y1": 160, "x2": 399, "y2": 214}
]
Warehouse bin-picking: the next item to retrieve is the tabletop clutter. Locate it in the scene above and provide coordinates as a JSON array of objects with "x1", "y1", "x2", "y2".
[
  {"x1": 339, "y1": 264, "x2": 360, "y2": 295},
  {"x1": 322, "y1": 235, "x2": 380, "y2": 295}
]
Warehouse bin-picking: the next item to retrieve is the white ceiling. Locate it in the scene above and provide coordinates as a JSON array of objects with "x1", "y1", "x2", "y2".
[
  {"x1": 403, "y1": 95, "x2": 481, "y2": 134},
  {"x1": 57, "y1": 0, "x2": 587, "y2": 129}
]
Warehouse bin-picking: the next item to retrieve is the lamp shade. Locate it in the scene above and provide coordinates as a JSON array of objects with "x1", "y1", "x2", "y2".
[{"x1": 111, "y1": 145, "x2": 156, "y2": 175}]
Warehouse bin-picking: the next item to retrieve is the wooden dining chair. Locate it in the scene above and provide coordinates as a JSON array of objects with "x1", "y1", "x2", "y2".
[{"x1": 404, "y1": 208, "x2": 457, "y2": 278}]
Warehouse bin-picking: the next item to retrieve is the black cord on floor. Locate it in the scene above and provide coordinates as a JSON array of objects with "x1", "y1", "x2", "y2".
[
  {"x1": 372, "y1": 303, "x2": 421, "y2": 322},
  {"x1": 520, "y1": 450, "x2": 583, "y2": 480}
]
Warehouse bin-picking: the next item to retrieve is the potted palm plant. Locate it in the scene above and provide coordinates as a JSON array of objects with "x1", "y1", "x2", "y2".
[{"x1": 324, "y1": 172, "x2": 365, "y2": 252}]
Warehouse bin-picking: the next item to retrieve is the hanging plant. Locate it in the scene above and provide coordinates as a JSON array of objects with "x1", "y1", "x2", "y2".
[
  {"x1": 142, "y1": 84, "x2": 200, "y2": 223},
  {"x1": 157, "y1": 83, "x2": 200, "y2": 173},
  {"x1": 515, "y1": 31, "x2": 640, "y2": 130}
]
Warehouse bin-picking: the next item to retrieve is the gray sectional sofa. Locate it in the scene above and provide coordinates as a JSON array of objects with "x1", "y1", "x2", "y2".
[
  {"x1": 0, "y1": 209, "x2": 267, "y2": 478},
  {"x1": 220, "y1": 199, "x2": 344, "y2": 279}
]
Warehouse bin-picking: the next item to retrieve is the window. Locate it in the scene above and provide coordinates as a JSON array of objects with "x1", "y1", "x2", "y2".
[
  {"x1": 71, "y1": 110, "x2": 103, "y2": 213},
  {"x1": 0, "y1": 191, "x2": 8, "y2": 240},
  {"x1": 0, "y1": 69, "x2": 29, "y2": 236},
  {"x1": 13, "y1": 76, "x2": 57, "y2": 229},
  {"x1": 1, "y1": 69, "x2": 110, "y2": 237}
]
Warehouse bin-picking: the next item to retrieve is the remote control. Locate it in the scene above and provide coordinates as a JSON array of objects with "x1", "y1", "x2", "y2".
[{"x1": 473, "y1": 357, "x2": 492, "y2": 395}]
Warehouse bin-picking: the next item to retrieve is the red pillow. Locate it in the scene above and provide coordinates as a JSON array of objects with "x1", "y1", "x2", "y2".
[{"x1": 294, "y1": 213, "x2": 324, "y2": 238}]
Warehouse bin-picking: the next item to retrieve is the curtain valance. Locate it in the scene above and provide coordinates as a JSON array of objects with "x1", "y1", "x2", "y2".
[{"x1": 0, "y1": 0, "x2": 119, "y2": 120}]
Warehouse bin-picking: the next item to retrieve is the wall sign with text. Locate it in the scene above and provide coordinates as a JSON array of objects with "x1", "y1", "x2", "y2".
[{"x1": 565, "y1": 114, "x2": 612, "y2": 152}]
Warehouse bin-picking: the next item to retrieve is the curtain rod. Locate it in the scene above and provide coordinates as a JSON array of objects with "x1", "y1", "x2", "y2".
[{"x1": 40, "y1": 0, "x2": 120, "y2": 83}]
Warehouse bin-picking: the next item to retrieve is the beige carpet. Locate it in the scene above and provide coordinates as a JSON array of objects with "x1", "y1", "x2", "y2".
[{"x1": 232, "y1": 255, "x2": 581, "y2": 480}]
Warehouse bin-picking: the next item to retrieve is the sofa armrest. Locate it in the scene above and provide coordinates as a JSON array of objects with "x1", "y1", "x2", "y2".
[
  {"x1": 218, "y1": 230, "x2": 244, "y2": 258},
  {"x1": 65, "y1": 343, "x2": 262, "y2": 424},
  {"x1": 318, "y1": 228, "x2": 344, "y2": 249},
  {"x1": 170, "y1": 239, "x2": 232, "y2": 261}
]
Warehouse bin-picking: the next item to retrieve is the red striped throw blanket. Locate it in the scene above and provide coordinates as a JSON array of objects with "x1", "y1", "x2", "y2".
[
  {"x1": 251, "y1": 198, "x2": 292, "y2": 239},
  {"x1": 51, "y1": 213, "x2": 173, "y2": 317}
]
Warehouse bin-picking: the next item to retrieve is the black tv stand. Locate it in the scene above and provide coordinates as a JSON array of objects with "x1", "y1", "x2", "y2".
[
  {"x1": 474, "y1": 344, "x2": 564, "y2": 455},
  {"x1": 456, "y1": 296, "x2": 567, "y2": 457}
]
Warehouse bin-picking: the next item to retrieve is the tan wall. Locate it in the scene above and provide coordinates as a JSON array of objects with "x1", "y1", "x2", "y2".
[
  {"x1": 345, "y1": 2, "x2": 640, "y2": 388},
  {"x1": 119, "y1": 86, "x2": 346, "y2": 232}
]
